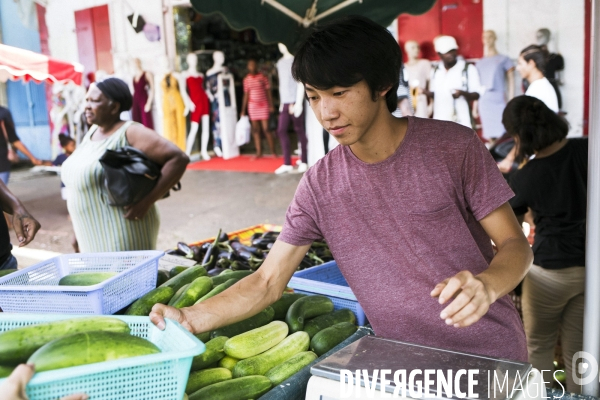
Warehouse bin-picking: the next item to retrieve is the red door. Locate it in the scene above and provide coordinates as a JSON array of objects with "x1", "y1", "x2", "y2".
[{"x1": 75, "y1": 5, "x2": 114, "y2": 79}]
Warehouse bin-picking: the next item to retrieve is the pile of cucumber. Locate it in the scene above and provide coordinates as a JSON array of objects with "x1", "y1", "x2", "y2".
[
  {"x1": 0, "y1": 316, "x2": 160, "y2": 378},
  {"x1": 184, "y1": 293, "x2": 358, "y2": 399}
]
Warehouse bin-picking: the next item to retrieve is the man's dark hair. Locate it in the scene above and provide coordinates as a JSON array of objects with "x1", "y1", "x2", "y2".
[
  {"x1": 96, "y1": 77, "x2": 133, "y2": 112},
  {"x1": 520, "y1": 44, "x2": 548, "y2": 74},
  {"x1": 292, "y1": 15, "x2": 401, "y2": 113},
  {"x1": 502, "y1": 95, "x2": 568, "y2": 160}
]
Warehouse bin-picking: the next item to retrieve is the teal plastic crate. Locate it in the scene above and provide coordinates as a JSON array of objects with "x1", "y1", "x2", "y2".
[{"x1": 0, "y1": 314, "x2": 205, "y2": 400}]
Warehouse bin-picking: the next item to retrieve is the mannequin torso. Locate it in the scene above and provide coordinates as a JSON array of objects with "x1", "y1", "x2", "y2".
[
  {"x1": 131, "y1": 58, "x2": 154, "y2": 128},
  {"x1": 403, "y1": 41, "x2": 431, "y2": 118}
]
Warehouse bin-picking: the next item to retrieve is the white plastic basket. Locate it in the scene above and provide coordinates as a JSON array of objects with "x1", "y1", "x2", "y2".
[
  {"x1": 0, "y1": 314, "x2": 205, "y2": 400},
  {"x1": 0, "y1": 251, "x2": 163, "y2": 314}
]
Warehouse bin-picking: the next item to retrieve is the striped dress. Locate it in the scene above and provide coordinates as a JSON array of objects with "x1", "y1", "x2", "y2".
[
  {"x1": 61, "y1": 121, "x2": 160, "y2": 253},
  {"x1": 243, "y1": 73, "x2": 270, "y2": 121}
]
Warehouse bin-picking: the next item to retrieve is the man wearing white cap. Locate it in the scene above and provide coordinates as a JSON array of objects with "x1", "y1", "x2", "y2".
[{"x1": 424, "y1": 35, "x2": 481, "y2": 128}]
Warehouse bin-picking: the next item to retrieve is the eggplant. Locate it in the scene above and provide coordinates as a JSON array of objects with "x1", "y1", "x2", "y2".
[
  {"x1": 250, "y1": 232, "x2": 263, "y2": 241},
  {"x1": 230, "y1": 261, "x2": 252, "y2": 271},
  {"x1": 176, "y1": 242, "x2": 194, "y2": 259},
  {"x1": 252, "y1": 237, "x2": 276, "y2": 250},
  {"x1": 208, "y1": 267, "x2": 227, "y2": 276},
  {"x1": 216, "y1": 258, "x2": 232, "y2": 269},
  {"x1": 191, "y1": 246, "x2": 205, "y2": 262},
  {"x1": 201, "y1": 229, "x2": 222, "y2": 270},
  {"x1": 165, "y1": 248, "x2": 186, "y2": 256},
  {"x1": 219, "y1": 231, "x2": 229, "y2": 243},
  {"x1": 230, "y1": 240, "x2": 261, "y2": 256},
  {"x1": 262, "y1": 231, "x2": 280, "y2": 239},
  {"x1": 201, "y1": 242, "x2": 212, "y2": 251}
]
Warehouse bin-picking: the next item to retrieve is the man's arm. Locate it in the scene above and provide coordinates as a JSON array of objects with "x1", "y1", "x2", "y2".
[
  {"x1": 0, "y1": 180, "x2": 41, "y2": 246},
  {"x1": 431, "y1": 202, "x2": 532, "y2": 328},
  {"x1": 150, "y1": 240, "x2": 311, "y2": 332}
]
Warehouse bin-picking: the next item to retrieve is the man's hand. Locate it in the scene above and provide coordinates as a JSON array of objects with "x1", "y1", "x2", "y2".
[
  {"x1": 1, "y1": 364, "x2": 88, "y2": 400},
  {"x1": 12, "y1": 211, "x2": 40, "y2": 247},
  {"x1": 452, "y1": 90, "x2": 467, "y2": 99},
  {"x1": 149, "y1": 303, "x2": 193, "y2": 332},
  {"x1": 430, "y1": 271, "x2": 494, "y2": 328}
]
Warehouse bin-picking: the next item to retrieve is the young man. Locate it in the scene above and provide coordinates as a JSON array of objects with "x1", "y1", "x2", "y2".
[
  {"x1": 424, "y1": 35, "x2": 481, "y2": 128},
  {"x1": 151, "y1": 16, "x2": 532, "y2": 361}
]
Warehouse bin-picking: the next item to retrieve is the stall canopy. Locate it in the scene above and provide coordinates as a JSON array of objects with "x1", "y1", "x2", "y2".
[
  {"x1": 0, "y1": 43, "x2": 83, "y2": 85},
  {"x1": 189, "y1": 0, "x2": 436, "y2": 51}
]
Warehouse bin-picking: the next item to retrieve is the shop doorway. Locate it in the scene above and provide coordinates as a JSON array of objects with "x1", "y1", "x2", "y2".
[{"x1": 74, "y1": 5, "x2": 114, "y2": 82}]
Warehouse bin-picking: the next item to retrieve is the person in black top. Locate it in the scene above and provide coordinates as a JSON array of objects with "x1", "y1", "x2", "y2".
[
  {"x1": 504, "y1": 95, "x2": 586, "y2": 393},
  {"x1": 0, "y1": 106, "x2": 42, "y2": 184}
]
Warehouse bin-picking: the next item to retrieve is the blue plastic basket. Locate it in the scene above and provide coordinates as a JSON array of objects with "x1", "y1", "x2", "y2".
[
  {"x1": 0, "y1": 251, "x2": 163, "y2": 314},
  {"x1": 0, "y1": 314, "x2": 204, "y2": 400},
  {"x1": 289, "y1": 261, "x2": 367, "y2": 326}
]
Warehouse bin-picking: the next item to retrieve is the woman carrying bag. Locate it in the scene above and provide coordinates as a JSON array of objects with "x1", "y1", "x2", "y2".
[{"x1": 61, "y1": 78, "x2": 189, "y2": 253}]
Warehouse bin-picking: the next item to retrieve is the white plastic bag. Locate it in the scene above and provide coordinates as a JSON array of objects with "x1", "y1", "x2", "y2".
[{"x1": 235, "y1": 116, "x2": 251, "y2": 146}]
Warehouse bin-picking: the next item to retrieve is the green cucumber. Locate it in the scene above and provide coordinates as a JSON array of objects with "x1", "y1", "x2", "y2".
[
  {"x1": 168, "y1": 283, "x2": 191, "y2": 306},
  {"x1": 58, "y1": 272, "x2": 117, "y2": 286},
  {"x1": 304, "y1": 309, "x2": 356, "y2": 338},
  {"x1": 286, "y1": 295, "x2": 334, "y2": 332},
  {"x1": 189, "y1": 375, "x2": 272, "y2": 400},
  {"x1": 191, "y1": 336, "x2": 228, "y2": 371},
  {"x1": 0, "y1": 269, "x2": 17, "y2": 278},
  {"x1": 232, "y1": 331, "x2": 310, "y2": 377},
  {"x1": 28, "y1": 331, "x2": 160, "y2": 372},
  {"x1": 194, "y1": 278, "x2": 239, "y2": 304},
  {"x1": 210, "y1": 306, "x2": 274, "y2": 339},
  {"x1": 265, "y1": 351, "x2": 318, "y2": 385},
  {"x1": 186, "y1": 367, "x2": 232, "y2": 394},
  {"x1": 169, "y1": 266, "x2": 189, "y2": 278},
  {"x1": 156, "y1": 270, "x2": 170, "y2": 287},
  {"x1": 310, "y1": 322, "x2": 357, "y2": 356},
  {"x1": 271, "y1": 293, "x2": 307, "y2": 320},
  {"x1": 0, "y1": 365, "x2": 13, "y2": 378},
  {"x1": 219, "y1": 269, "x2": 234, "y2": 275},
  {"x1": 218, "y1": 356, "x2": 239, "y2": 371},
  {"x1": 194, "y1": 332, "x2": 211, "y2": 343},
  {"x1": 160, "y1": 264, "x2": 208, "y2": 292},
  {"x1": 170, "y1": 277, "x2": 213, "y2": 308},
  {"x1": 125, "y1": 286, "x2": 175, "y2": 316},
  {"x1": 210, "y1": 270, "x2": 252, "y2": 286},
  {"x1": 0, "y1": 316, "x2": 130, "y2": 365},
  {"x1": 224, "y1": 321, "x2": 288, "y2": 359}
]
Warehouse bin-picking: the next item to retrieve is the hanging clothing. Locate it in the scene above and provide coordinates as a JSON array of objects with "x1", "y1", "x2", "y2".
[
  {"x1": 186, "y1": 75, "x2": 210, "y2": 123},
  {"x1": 61, "y1": 121, "x2": 160, "y2": 252},
  {"x1": 132, "y1": 73, "x2": 154, "y2": 129},
  {"x1": 161, "y1": 74, "x2": 186, "y2": 151},
  {"x1": 243, "y1": 73, "x2": 271, "y2": 121},
  {"x1": 206, "y1": 72, "x2": 222, "y2": 149},
  {"x1": 475, "y1": 54, "x2": 514, "y2": 140}
]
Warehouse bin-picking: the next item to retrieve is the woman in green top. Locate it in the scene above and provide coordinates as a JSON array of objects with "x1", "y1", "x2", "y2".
[{"x1": 62, "y1": 78, "x2": 189, "y2": 252}]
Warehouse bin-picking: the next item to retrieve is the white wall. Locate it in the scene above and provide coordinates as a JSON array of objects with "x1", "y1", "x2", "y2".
[{"x1": 484, "y1": 0, "x2": 586, "y2": 136}]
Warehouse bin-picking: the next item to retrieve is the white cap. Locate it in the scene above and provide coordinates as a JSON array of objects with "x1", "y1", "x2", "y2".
[{"x1": 434, "y1": 36, "x2": 458, "y2": 54}]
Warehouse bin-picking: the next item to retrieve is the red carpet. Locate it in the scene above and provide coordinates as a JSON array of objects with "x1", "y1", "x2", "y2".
[{"x1": 187, "y1": 155, "x2": 299, "y2": 174}]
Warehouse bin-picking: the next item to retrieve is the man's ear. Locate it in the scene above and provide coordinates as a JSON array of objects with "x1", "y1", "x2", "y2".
[{"x1": 379, "y1": 85, "x2": 393, "y2": 99}]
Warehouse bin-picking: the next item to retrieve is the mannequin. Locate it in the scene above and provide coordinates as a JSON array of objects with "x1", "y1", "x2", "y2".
[
  {"x1": 474, "y1": 30, "x2": 515, "y2": 141},
  {"x1": 403, "y1": 41, "x2": 431, "y2": 118},
  {"x1": 155, "y1": 57, "x2": 188, "y2": 151},
  {"x1": 274, "y1": 43, "x2": 307, "y2": 174},
  {"x1": 536, "y1": 28, "x2": 564, "y2": 109},
  {"x1": 206, "y1": 51, "x2": 238, "y2": 159},
  {"x1": 183, "y1": 54, "x2": 211, "y2": 159},
  {"x1": 131, "y1": 58, "x2": 155, "y2": 128}
]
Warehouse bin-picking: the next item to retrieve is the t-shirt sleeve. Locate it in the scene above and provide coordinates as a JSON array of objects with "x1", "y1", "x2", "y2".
[
  {"x1": 278, "y1": 173, "x2": 323, "y2": 246},
  {"x1": 467, "y1": 64, "x2": 482, "y2": 94},
  {"x1": 461, "y1": 132, "x2": 514, "y2": 220},
  {"x1": 508, "y1": 172, "x2": 529, "y2": 216}
]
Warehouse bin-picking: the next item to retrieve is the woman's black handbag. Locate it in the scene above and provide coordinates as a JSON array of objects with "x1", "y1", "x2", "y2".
[{"x1": 99, "y1": 146, "x2": 178, "y2": 207}]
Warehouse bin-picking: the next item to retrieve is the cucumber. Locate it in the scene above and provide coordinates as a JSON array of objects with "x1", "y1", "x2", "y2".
[
  {"x1": 170, "y1": 277, "x2": 213, "y2": 308},
  {"x1": 304, "y1": 309, "x2": 356, "y2": 338},
  {"x1": 224, "y1": 321, "x2": 288, "y2": 359},
  {"x1": 168, "y1": 283, "x2": 191, "y2": 306},
  {"x1": 160, "y1": 264, "x2": 208, "y2": 292},
  {"x1": 232, "y1": 331, "x2": 310, "y2": 377},
  {"x1": 125, "y1": 286, "x2": 175, "y2": 316},
  {"x1": 0, "y1": 316, "x2": 130, "y2": 365},
  {"x1": 265, "y1": 351, "x2": 318, "y2": 385},
  {"x1": 0, "y1": 365, "x2": 13, "y2": 378},
  {"x1": 0, "y1": 269, "x2": 17, "y2": 278},
  {"x1": 271, "y1": 293, "x2": 307, "y2": 321},
  {"x1": 188, "y1": 375, "x2": 272, "y2": 400},
  {"x1": 186, "y1": 367, "x2": 232, "y2": 394},
  {"x1": 210, "y1": 306, "x2": 274, "y2": 339},
  {"x1": 58, "y1": 272, "x2": 117, "y2": 286},
  {"x1": 194, "y1": 331, "x2": 211, "y2": 343},
  {"x1": 286, "y1": 295, "x2": 334, "y2": 332},
  {"x1": 218, "y1": 355, "x2": 239, "y2": 371},
  {"x1": 28, "y1": 331, "x2": 160, "y2": 372},
  {"x1": 191, "y1": 336, "x2": 229, "y2": 371},
  {"x1": 156, "y1": 270, "x2": 170, "y2": 287},
  {"x1": 310, "y1": 322, "x2": 357, "y2": 356},
  {"x1": 210, "y1": 270, "x2": 252, "y2": 286},
  {"x1": 169, "y1": 266, "x2": 189, "y2": 278},
  {"x1": 194, "y1": 278, "x2": 239, "y2": 304}
]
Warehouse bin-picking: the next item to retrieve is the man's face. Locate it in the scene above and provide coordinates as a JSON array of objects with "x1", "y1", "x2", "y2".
[
  {"x1": 305, "y1": 80, "x2": 384, "y2": 146},
  {"x1": 438, "y1": 50, "x2": 458, "y2": 66}
]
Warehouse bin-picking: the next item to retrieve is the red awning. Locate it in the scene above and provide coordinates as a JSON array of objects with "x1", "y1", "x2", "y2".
[{"x1": 0, "y1": 43, "x2": 83, "y2": 85}]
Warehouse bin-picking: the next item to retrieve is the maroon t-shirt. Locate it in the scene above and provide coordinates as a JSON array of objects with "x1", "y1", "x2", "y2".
[{"x1": 279, "y1": 116, "x2": 527, "y2": 362}]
